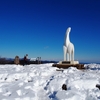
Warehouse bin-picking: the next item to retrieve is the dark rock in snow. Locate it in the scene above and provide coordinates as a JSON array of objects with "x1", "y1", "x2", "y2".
[{"x1": 62, "y1": 84, "x2": 67, "y2": 90}]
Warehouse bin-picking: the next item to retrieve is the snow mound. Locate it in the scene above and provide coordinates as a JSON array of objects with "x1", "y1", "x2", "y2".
[{"x1": 0, "y1": 63, "x2": 100, "y2": 100}]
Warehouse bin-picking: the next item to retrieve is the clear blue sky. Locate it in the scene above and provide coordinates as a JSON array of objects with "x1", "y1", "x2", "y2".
[{"x1": 0, "y1": 0, "x2": 100, "y2": 63}]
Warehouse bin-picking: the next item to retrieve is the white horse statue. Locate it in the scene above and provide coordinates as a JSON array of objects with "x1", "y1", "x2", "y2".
[{"x1": 63, "y1": 27, "x2": 74, "y2": 61}]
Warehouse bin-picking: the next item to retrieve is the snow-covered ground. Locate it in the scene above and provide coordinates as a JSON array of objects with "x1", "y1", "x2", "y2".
[{"x1": 0, "y1": 63, "x2": 100, "y2": 100}]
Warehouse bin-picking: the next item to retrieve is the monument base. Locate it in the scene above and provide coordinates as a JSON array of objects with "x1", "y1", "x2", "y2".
[
  {"x1": 59, "y1": 61, "x2": 79, "y2": 64},
  {"x1": 52, "y1": 61, "x2": 85, "y2": 69}
]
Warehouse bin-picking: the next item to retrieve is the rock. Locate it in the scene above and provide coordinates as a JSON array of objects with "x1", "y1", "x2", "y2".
[{"x1": 62, "y1": 84, "x2": 67, "y2": 90}]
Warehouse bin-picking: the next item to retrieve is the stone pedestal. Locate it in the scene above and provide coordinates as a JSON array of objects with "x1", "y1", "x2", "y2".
[
  {"x1": 52, "y1": 61, "x2": 85, "y2": 69},
  {"x1": 59, "y1": 61, "x2": 79, "y2": 65}
]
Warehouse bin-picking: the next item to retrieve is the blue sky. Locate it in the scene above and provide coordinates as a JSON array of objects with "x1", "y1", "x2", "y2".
[{"x1": 0, "y1": 0, "x2": 100, "y2": 63}]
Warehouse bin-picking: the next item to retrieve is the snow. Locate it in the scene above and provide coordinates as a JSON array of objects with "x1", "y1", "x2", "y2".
[
  {"x1": 30, "y1": 58, "x2": 37, "y2": 61},
  {"x1": 0, "y1": 63, "x2": 100, "y2": 100}
]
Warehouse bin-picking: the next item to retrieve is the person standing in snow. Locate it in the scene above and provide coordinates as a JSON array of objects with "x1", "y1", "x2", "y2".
[
  {"x1": 14, "y1": 56, "x2": 20, "y2": 65},
  {"x1": 23, "y1": 54, "x2": 29, "y2": 66}
]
